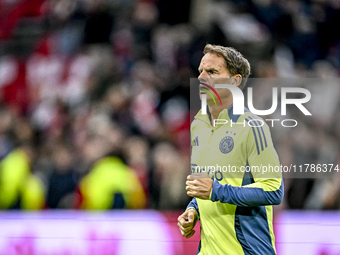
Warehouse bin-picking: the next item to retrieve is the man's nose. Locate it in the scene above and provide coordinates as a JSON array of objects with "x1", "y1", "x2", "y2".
[{"x1": 198, "y1": 71, "x2": 208, "y2": 80}]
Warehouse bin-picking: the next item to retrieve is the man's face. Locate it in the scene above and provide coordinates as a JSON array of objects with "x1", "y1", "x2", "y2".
[{"x1": 198, "y1": 53, "x2": 233, "y2": 105}]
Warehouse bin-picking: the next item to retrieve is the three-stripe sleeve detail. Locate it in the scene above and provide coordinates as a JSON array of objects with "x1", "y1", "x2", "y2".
[
  {"x1": 246, "y1": 116, "x2": 268, "y2": 155},
  {"x1": 245, "y1": 118, "x2": 260, "y2": 155}
]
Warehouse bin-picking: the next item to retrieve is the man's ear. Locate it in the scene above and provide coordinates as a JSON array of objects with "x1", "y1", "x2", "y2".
[{"x1": 232, "y1": 74, "x2": 242, "y2": 87}]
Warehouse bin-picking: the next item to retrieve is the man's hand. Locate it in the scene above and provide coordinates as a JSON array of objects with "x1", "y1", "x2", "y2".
[
  {"x1": 177, "y1": 209, "x2": 197, "y2": 238},
  {"x1": 186, "y1": 174, "x2": 213, "y2": 199}
]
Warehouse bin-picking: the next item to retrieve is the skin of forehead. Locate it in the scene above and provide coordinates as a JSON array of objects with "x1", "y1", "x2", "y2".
[{"x1": 199, "y1": 53, "x2": 228, "y2": 74}]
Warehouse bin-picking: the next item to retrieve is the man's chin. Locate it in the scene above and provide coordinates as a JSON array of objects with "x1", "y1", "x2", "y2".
[{"x1": 199, "y1": 93, "x2": 216, "y2": 106}]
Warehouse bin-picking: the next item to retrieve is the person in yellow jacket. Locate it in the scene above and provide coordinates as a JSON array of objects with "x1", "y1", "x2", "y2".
[
  {"x1": 0, "y1": 145, "x2": 45, "y2": 210},
  {"x1": 178, "y1": 44, "x2": 283, "y2": 255},
  {"x1": 79, "y1": 156, "x2": 146, "y2": 209}
]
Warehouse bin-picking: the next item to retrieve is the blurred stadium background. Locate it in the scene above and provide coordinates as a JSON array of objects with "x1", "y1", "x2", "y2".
[{"x1": 0, "y1": 0, "x2": 340, "y2": 254}]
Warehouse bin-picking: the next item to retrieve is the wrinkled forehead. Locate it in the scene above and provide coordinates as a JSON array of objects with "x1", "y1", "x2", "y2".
[{"x1": 199, "y1": 53, "x2": 228, "y2": 72}]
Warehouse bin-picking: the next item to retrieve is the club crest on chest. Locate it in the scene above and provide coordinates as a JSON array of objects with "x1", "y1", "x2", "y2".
[{"x1": 219, "y1": 136, "x2": 234, "y2": 154}]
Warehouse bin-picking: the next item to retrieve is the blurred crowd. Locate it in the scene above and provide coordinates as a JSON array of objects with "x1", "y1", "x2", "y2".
[{"x1": 0, "y1": 0, "x2": 339, "y2": 211}]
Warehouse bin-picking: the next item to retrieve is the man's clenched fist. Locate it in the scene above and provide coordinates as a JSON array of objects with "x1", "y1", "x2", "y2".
[
  {"x1": 186, "y1": 174, "x2": 213, "y2": 200},
  {"x1": 177, "y1": 208, "x2": 197, "y2": 238}
]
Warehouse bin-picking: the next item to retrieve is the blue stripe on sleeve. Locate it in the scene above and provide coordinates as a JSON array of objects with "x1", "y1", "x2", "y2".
[
  {"x1": 187, "y1": 197, "x2": 199, "y2": 216},
  {"x1": 249, "y1": 116, "x2": 264, "y2": 151},
  {"x1": 260, "y1": 126, "x2": 267, "y2": 148},
  {"x1": 249, "y1": 116, "x2": 268, "y2": 149},
  {"x1": 210, "y1": 180, "x2": 284, "y2": 207},
  {"x1": 256, "y1": 126, "x2": 264, "y2": 151},
  {"x1": 246, "y1": 118, "x2": 260, "y2": 155}
]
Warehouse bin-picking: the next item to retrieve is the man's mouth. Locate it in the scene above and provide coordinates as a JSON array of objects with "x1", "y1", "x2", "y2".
[
  {"x1": 199, "y1": 83, "x2": 209, "y2": 93},
  {"x1": 199, "y1": 83, "x2": 209, "y2": 88},
  {"x1": 198, "y1": 83, "x2": 223, "y2": 106}
]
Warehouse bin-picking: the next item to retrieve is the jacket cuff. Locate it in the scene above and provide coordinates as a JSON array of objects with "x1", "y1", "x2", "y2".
[
  {"x1": 186, "y1": 207, "x2": 199, "y2": 221},
  {"x1": 210, "y1": 180, "x2": 226, "y2": 202}
]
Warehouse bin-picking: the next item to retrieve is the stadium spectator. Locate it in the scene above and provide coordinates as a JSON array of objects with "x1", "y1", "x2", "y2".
[
  {"x1": 46, "y1": 143, "x2": 78, "y2": 209},
  {"x1": 78, "y1": 155, "x2": 146, "y2": 210},
  {"x1": 0, "y1": 144, "x2": 45, "y2": 210}
]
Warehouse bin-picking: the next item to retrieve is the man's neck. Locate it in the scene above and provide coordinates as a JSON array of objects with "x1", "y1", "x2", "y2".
[{"x1": 208, "y1": 98, "x2": 233, "y2": 127}]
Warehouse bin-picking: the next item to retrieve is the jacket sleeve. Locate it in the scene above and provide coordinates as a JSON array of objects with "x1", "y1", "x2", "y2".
[
  {"x1": 210, "y1": 179, "x2": 283, "y2": 206},
  {"x1": 186, "y1": 197, "x2": 200, "y2": 218},
  {"x1": 211, "y1": 117, "x2": 283, "y2": 207}
]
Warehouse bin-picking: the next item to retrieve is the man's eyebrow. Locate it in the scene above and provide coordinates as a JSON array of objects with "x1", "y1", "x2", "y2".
[
  {"x1": 206, "y1": 68, "x2": 219, "y2": 72},
  {"x1": 198, "y1": 67, "x2": 219, "y2": 73}
]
